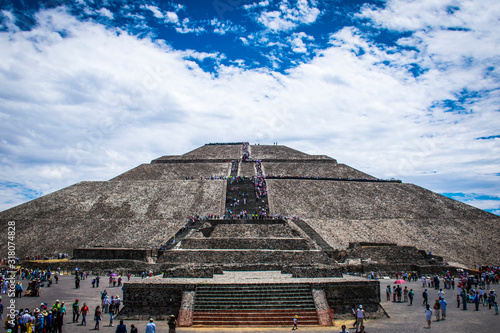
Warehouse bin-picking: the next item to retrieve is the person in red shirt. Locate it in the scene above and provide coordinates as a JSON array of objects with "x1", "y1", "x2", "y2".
[{"x1": 80, "y1": 303, "x2": 89, "y2": 326}]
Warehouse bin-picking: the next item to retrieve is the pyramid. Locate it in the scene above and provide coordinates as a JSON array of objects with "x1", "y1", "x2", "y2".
[{"x1": 1, "y1": 142, "x2": 498, "y2": 269}]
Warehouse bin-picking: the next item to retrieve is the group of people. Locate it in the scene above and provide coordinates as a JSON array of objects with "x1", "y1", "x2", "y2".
[
  {"x1": 4, "y1": 299, "x2": 67, "y2": 332},
  {"x1": 386, "y1": 285, "x2": 415, "y2": 304},
  {"x1": 265, "y1": 175, "x2": 402, "y2": 183}
]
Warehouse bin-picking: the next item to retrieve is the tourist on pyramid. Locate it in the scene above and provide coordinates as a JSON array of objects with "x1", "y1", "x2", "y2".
[{"x1": 292, "y1": 314, "x2": 298, "y2": 330}]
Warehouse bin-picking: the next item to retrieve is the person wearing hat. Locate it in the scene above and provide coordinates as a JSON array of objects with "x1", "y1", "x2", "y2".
[
  {"x1": 292, "y1": 315, "x2": 298, "y2": 330},
  {"x1": 72, "y1": 299, "x2": 80, "y2": 323},
  {"x1": 145, "y1": 318, "x2": 156, "y2": 333},
  {"x1": 167, "y1": 315, "x2": 177, "y2": 333},
  {"x1": 34, "y1": 308, "x2": 44, "y2": 332},
  {"x1": 355, "y1": 305, "x2": 365, "y2": 333}
]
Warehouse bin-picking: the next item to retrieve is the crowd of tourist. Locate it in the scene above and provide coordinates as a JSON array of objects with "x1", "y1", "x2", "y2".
[
  {"x1": 379, "y1": 268, "x2": 500, "y2": 331},
  {"x1": 265, "y1": 175, "x2": 402, "y2": 183}
]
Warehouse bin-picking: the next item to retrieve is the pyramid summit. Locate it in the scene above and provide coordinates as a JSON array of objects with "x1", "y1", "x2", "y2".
[{"x1": 1, "y1": 142, "x2": 498, "y2": 270}]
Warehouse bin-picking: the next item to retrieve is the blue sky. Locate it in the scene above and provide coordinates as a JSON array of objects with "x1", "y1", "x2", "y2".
[{"x1": 0, "y1": 0, "x2": 499, "y2": 215}]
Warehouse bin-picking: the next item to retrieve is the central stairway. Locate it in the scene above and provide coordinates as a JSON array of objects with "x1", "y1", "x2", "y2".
[{"x1": 192, "y1": 283, "x2": 319, "y2": 326}]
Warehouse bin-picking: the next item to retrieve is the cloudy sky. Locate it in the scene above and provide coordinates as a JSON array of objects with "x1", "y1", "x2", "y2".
[{"x1": 0, "y1": 0, "x2": 499, "y2": 215}]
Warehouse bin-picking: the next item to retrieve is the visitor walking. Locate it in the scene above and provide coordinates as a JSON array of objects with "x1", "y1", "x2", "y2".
[
  {"x1": 94, "y1": 305, "x2": 102, "y2": 330},
  {"x1": 433, "y1": 299, "x2": 441, "y2": 321},
  {"x1": 292, "y1": 314, "x2": 298, "y2": 330},
  {"x1": 424, "y1": 304, "x2": 432, "y2": 329}
]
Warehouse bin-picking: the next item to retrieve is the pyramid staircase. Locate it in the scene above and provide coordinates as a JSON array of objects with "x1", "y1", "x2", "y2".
[{"x1": 192, "y1": 283, "x2": 319, "y2": 326}]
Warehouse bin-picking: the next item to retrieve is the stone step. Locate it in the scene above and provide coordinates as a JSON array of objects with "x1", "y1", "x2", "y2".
[
  {"x1": 192, "y1": 283, "x2": 319, "y2": 325},
  {"x1": 197, "y1": 283, "x2": 311, "y2": 290},
  {"x1": 194, "y1": 294, "x2": 311, "y2": 302},
  {"x1": 195, "y1": 303, "x2": 316, "y2": 310},
  {"x1": 193, "y1": 309, "x2": 319, "y2": 326}
]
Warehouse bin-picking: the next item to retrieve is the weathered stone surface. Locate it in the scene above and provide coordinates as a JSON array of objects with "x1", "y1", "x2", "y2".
[
  {"x1": 73, "y1": 248, "x2": 153, "y2": 261},
  {"x1": 180, "y1": 237, "x2": 312, "y2": 250},
  {"x1": 158, "y1": 249, "x2": 331, "y2": 266},
  {"x1": 250, "y1": 145, "x2": 333, "y2": 160},
  {"x1": 238, "y1": 161, "x2": 256, "y2": 177},
  {"x1": 322, "y1": 281, "x2": 380, "y2": 317},
  {"x1": 154, "y1": 144, "x2": 241, "y2": 161},
  {"x1": 268, "y1": 179, "x2": 499, "y2": 267},
  {"x1": 263, "y1": 162, "x2": 375, "y2": 179},
  {"x1": 111, "y1": 163, "x2": 230, "y2": 181},
  {"x1": 0, "y1": 180, "x2": 225, "y2": 257},
  {"x1": 312, "y1": 287, "x2": 334, "y2": 326}
]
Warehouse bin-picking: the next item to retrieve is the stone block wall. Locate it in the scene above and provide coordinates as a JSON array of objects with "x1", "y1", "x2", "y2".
[
  {"x1": 121, "y1": 283, "x2": 192, "y2": 318},
  {"x1": 323, "y1": 281, "x2": 380, "y2": 316},
  {"x1": 180, "y1": 238, "x2": 311, "y2": 250},
  {"x1": 158, "y1": 249, "x2": 332, "y2": 266},
  {"x1": 73, "y1": 248, "x2": 153, "y2": 261}
]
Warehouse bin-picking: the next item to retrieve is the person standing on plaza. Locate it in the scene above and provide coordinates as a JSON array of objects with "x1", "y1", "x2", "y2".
[
  {"x1": 433, "y1": 299, "x2": 441, "y2": 321},
  {"x1": 409, "y1": 289, "x2": 414, "y2": 305},
  {"x1": 80, "y1": 303, "x2": 88, "y2": 326},
  {"x1": 72, "y1": 299, "x2": 80, "y2": 322},
  {"x1": 423, "y1": 289, "x2": 429, "y2": 306},
  {"x1": 94, "y1": 305, "x2": 102, "y2": 330},
  {"x1": 386, "y1": 285, "x2": 391, "y2": 301},
  {"x1": 355, "y1": 305, "x2": 365, "y2": 333},
  {"x1": 108, "y1": 300, "x2": 115, "y2": 327},
  {"x1": 167, "y1": 315, "x2": 177, "y2": 333},
  {"x1": 424, "y1": 304, "x2": 432, "y2": 329},
  {"x1": 115, "y1": 319, "x2": 127, "y2": 333},
  {"x1": 439, "y1": 297, "x2": 447, "y2": 320},
  {"x1": 145, "y1": 318, "x2": 156, "y2": 333},
  {"x1": 461, "y1": 289, "x2": 468, "y2": 310},
  {"x1": 473, "y1": 291, "x2": 480, "y2": 311}
]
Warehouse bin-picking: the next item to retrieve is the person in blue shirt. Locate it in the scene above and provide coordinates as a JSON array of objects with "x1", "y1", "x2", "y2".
[
  {"x1": 439, "y1": 297, "x2": 447, "y2": 320},
  {"x1": 145, "y1": 318, "x2": 156, "y2": 333},
  {"x1": 115, "y1": 319, "x2": 127, "y2": 333}
]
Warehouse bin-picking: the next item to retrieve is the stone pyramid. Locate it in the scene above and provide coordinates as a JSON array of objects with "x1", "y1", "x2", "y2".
[{"x1": 1, "y1": 143, "x2": 498, "y2": 269}]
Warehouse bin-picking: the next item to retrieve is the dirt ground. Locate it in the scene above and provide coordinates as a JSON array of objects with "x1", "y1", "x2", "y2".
[{"x1": 6, "y1": 274, "x2": 499, "y2": 332}]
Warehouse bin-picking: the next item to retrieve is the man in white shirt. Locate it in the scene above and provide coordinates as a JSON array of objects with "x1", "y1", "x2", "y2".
[{"x1": 355, "y1": 305, "x2": 365, "y2": 332}]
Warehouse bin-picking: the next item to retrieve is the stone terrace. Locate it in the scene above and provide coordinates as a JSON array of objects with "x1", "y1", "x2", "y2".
[
  {"x1": 153, "y1": 144, "x2": 242, "y2": 161},
  {"x1": 111, "y1": 163, "x2": 231, "y2": 181},
  {"x1": 250, "y1": 145, "x2": 334, "y2": 160},
  {"x1": 263, "y1": 162, "x2": 377, "y2": 179}
]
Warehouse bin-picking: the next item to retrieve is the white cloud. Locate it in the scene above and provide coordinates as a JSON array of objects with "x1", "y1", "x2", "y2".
[
  {"x1": 289, "y1": 31, "x2": 314, "y2": 53},
  {"x1": 0, "y1": 3, "x2": 499, "y2": 216},
  {"x1": 255, "y1": 0, "x2": 321, "y2": 31},
  {"x1": 98, "y1": 8, "x2": 113, "y2": 20},
  {"x1": 165, "y1": 11, "x2": 179, "y2": 24},
  {"x1": 141, "y1": 4, "x2": 164, "y2": 19}
]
